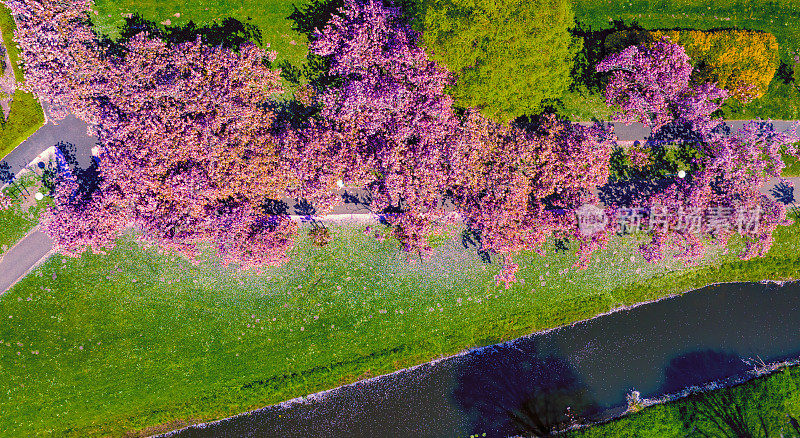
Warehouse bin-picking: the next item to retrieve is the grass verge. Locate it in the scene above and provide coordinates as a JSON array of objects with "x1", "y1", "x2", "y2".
[
  {"x1": 785, "y1": 153, "x2": 800, "y2": 177},
  {"x1": 569, "y1": 364, "x2": 800, "y2": 437},
  {"x1": 0, "y1": 172, "x2": 52, "y2": 256},
  {"x1": 0, "y1": 4, "x2": 44, "y2": 160},
  {"x1": 1, "y1": 213, "x2": 800, "y2": 436},
  {"x1": 90, "y1": 0, "x2": 308, "y2": 70}
]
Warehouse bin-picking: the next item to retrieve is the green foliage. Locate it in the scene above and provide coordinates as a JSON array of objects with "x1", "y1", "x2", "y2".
[
  {"x1": 416, "y1": 0, "x2": 580, "y2": 123},
  {"x1": 650, "y1": 29, "x2": 780, "y2": 101},
  {"x1": 0, "y1": 4, "x2": 44, "y2": 159}
]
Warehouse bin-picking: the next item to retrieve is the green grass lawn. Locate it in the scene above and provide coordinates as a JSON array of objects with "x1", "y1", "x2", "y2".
[
  {"x1": 721, "y1": 79, "x2": 800, "y2": 120},
  {"x1": 2, "y1": 213, "x2": 800, "y2": 437},
  {"x1": 91, "y1": 0, "x2": 308, "y2": 71},
  {"x1": 572, "y1": 0, "x2": 800, "y2": 62},
  {"x1": 569, "y1": 364, "x2": 800, "y2": 437},
  {"x1": 785, "y1": 153, "x2": 800, "y2": 177},
  {"x1": 550, "y1": 85, "x2": 613, "y2": 122},
  {"x1": 0, "y1": 172, "x2": 52, "y2": 256},
  {"x1": 0, "y1": 4, "x2": 44, "y2": 160},
  {"x1": 569, "y1": 0, "x2": 800, "y2": 122}
]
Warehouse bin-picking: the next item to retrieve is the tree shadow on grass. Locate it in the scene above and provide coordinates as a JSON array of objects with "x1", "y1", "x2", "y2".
[
  {"x1": 661, "y1": 350, "x2": 800, "y2": 438},
  {"x1": 100, "y1": 14, "x2": 263, "y2": 56},
  {"x1": 568, "y1": 20, "x2": 653, "y2": 96}
]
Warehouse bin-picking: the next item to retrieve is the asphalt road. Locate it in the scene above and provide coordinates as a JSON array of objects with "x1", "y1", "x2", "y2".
[
  {"x1": 0, "y1": 113, "x2": 98, "y2": 182},
  {"x1": 580, "y1": 119, "x2": 800, "y2": 142},
  {"x1": 0, "y1": 228, "x2": 53, "y2": 293}
]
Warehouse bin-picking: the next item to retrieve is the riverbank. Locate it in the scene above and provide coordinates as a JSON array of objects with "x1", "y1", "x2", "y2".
[
  {"x1": 156, "y1": 280, "x2": 800, "y2": 438},
  {"x1": 2, "y1": 215, "x2": 800, "y2": 437},
  {"x1": 569, "y1": 361, "x2": 800, "y2": 437}
]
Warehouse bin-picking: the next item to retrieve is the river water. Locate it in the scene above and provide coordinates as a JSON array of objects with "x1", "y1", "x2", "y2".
[{"x1": 162, "y1": 281, "x2": 800, "y2": 438}]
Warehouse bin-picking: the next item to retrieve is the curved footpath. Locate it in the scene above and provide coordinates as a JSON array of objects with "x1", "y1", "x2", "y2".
[{"x1": 1, "y1": 118, "x2": 799, "y2": 295}]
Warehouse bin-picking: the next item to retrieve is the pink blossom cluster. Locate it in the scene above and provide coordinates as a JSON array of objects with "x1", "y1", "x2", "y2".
[
  {"x1": 449, "y1": 111, "x2": 616, "y2": 287},
  {"x1": 596, "y1": 37, "x2": 728, "y2": 136},
  {"x1": 292, "y1": 0, "x2": 461, "y2": 258},
  {"x1": 633, "y1": 121, "x2": 799, "y2": 263},
  {"x1": 0, "y1": 192, "x2": 12, "y2": 210}
]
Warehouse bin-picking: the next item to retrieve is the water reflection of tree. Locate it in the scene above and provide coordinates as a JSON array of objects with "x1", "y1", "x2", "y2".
[
  {"x1": 452, "y1": 341, "x2": 598, "y2": 437},
  {"x1": 661, "y1": 350, "x2": 749, "y2": 396},
  {"x1": 501, "y1": 383, "x2": 595, "y2": 437}
]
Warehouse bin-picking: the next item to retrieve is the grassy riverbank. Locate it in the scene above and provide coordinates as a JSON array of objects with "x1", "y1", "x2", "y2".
[
  {"x1": 570, "y1": 364, "x2": 800, "y2": 437},
  {"x1": 2, "y1": 214, "x2": 800, "y2": 437}
]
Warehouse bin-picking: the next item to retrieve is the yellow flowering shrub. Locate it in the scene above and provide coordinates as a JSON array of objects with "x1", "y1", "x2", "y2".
[{"x1": 649, "y1": 29, "x2": 779, "y2": 102}]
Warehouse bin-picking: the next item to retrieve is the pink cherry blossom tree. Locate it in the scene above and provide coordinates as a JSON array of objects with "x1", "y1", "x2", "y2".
[
  {"x1": 596, "y1": 37, "x2": 728, "y2": 137},
  {"x1": 450, "y1": 111, "x2": 616, "y2": 287},
  {"x1": 288, "y1": 0, "x2": 461, "y2": 259},
  {"x1": 636, "y1": 121, "x2": 800, "y2": 264},
  {"x1": 10, "y1": 0, "x2": 296, "y2": 268}
]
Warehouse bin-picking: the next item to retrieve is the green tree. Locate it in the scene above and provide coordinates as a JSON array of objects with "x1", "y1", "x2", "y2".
[{"x1": 416, "y1": 0, "x2": 580, "y2": 122}]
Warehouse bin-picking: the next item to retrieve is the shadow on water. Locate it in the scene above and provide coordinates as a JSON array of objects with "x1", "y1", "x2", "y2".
[
  {"x1": 451, "y1": 340, "x2": 599, "y2": 437},
  {"x1": 659, "y1": 349, "x2": 750, "y2": 396}
]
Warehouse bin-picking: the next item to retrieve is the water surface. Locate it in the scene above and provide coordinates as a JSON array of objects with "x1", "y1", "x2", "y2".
[{"x1": 163, "y1": 281, "x2": 800, "y2": 438}]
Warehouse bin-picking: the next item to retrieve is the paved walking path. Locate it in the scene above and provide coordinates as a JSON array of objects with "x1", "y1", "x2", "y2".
[
  {"x1": 0, "y1": 113, "x2": 98, "y2": 185},
  {"x1": 0, "y1": 227, "x2": 54, "y2": 294},
  {"x1": 580, "y1": 119, "x2": 799, "y2": 142},
  {"x1": 1, "y1": 118, "x2": 800, "y2": 294}
]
